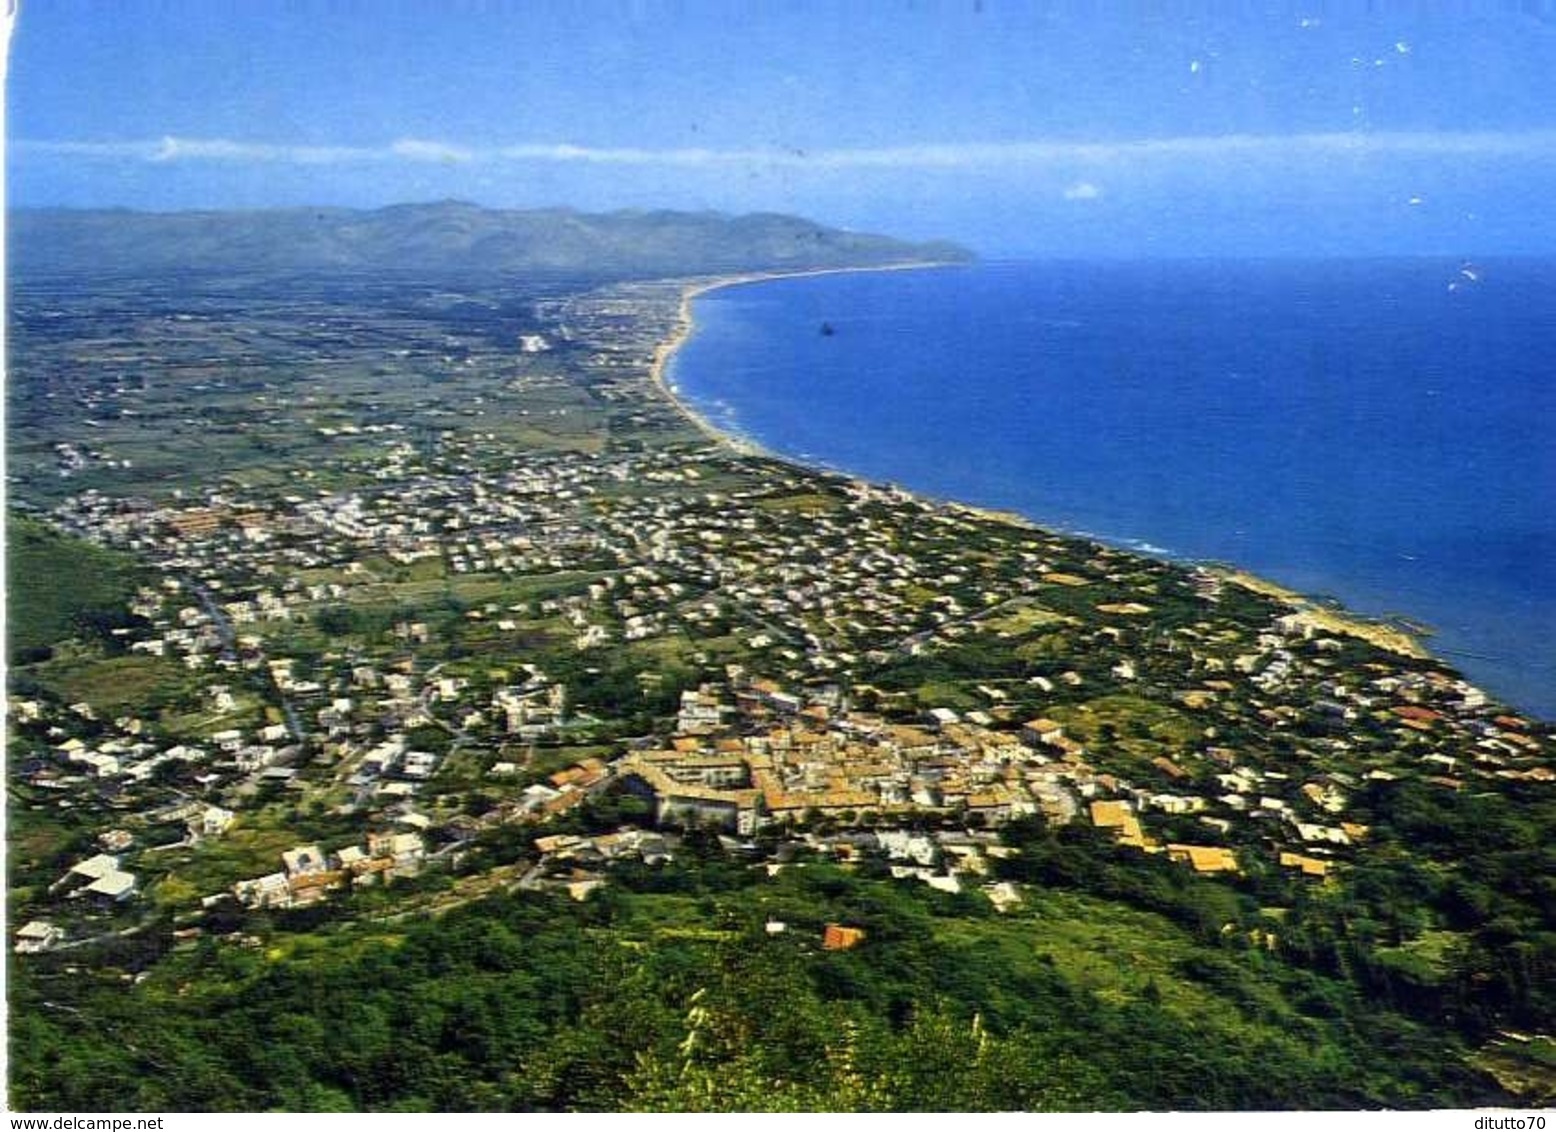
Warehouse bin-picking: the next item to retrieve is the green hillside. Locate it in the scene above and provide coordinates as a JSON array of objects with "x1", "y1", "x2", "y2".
[
  {"x1": 11, "y1": 203, "x2": 972, "y2": 278},
  {"x1": 9, "y1": 852, "x2": 1506, "y2": 1112},
  {"x1": 6, "y1": 515, "x2": 145, "y2": 662}
]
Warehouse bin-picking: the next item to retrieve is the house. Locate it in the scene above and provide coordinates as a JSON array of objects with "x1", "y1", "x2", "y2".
[
  {"x1": 98, "y1": 828, "x2": 135, "y2": 852},
  {"x1": 1050, "y1": 736, "x2": 1087, "y2": 761},
  {"x1": 402, "y1": 750, "x2": 439, "y2": 779},
  {"x1": 14, "y1": 921, "x2": 64, "y2": 953},
  {"x1": 281, "y1": 845, "x2": 328, "y2": 877},
  {"x1": 1166, "y1": 844, "x2": 1240, "y2": 874},
  {"x1": 966, "y1": 791, "x2": 1017, "y2": 825},
  {"x1": 1090, "y1": 799, "x2": 1149, "y2": 848},
  {"x1": 1393, "y1": 705, "x2": 1441, "y2": 728},
  {"x1": 876, "y1": 830, "x2": 938, "y2": 867},
  {"x1": 66, "y1": 749, "x2": 120, "y2": 778},
  {"x1": 822, "y1": 923, "x2": 866, "y2": 951},
  {"x1": 676, "y1": 686, "x2": 728, "y2": 734},
  {"x1": 388, "y1": 832, "x2": 425, "y2": 863},
  {"x1": 1293, "y1": 822, "x2": 1351, "y2": 846},
  {"x1": 984, "y1": 881, "x2": 1023, "y2": 913},
  {"x1": 534, "y1": 833, "x2": 588, "y2": 857},
  {"x1": 194, "y1": 805, "x2": 236, "y2": 837},
  {"x1": 1147, "y1": 793, "x2": 1201, "y2": 815},
  {"x1": 520, "y1": 783, "x2": 562, "y2": 811},
  {"x1": 62, "y1": 853, "x2": 123, "y2": 889},
  {"x1": 1279, "y1": 851, "x2": 1331, "y2": 879},
  {"x1": 234, "y1": 872, "x2": 292, "y2": 909},
  {"x1": 288, "y1": 869, "x2": 345, "y2": 906},
  {"x1": 924, "y1": 707, "x2": 960, "y2": 731},
  {"x1": 235, "y1": 744, "x2": 279, "y2": 771},
  {"x1": 366, "y1": 830, "x2": 425, "y2": 875},
  {"x1": 83, "y1": 869, "x2": 139, "y2": 903},
  {"x1": 1020, "y1": 721, "x2": 1070, "y2": 746}
]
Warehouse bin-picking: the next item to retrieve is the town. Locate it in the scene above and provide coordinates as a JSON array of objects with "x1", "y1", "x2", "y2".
[{"x1": 9, "y1": 268, "x2": 1551, "y2": 960}]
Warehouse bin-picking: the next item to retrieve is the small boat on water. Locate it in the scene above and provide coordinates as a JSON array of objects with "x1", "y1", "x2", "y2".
[{"x1": 819, "y1": 321, "x2": 836, "y2": 337}]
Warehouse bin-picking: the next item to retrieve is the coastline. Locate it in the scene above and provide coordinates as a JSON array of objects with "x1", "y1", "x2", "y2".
[
  {"x1": 650, "y1": 262, "x2": 1445, "y2": 669},
  {"x1": 1215, "y1": 570, "x2": 1432, "y2": 660},
  {"x1": 649, "y1": 260, "x2": 959, "y2": 457}
]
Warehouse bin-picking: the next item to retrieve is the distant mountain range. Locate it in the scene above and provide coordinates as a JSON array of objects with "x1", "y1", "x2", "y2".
[{"x1": 8, "y1": 201, "x2": 973, "y2": 277}]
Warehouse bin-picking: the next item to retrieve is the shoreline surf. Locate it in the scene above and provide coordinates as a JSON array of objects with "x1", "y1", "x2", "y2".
[
  {"x1": 649, "y1": 261, "x2": 959, "y2": 456},
  {"x1": 648, "y1": 264, "x2": 1503, "y2": 692}
]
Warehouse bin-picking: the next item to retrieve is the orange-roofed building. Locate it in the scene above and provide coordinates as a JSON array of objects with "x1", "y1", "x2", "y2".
[
  {"x1": 1090, "y1": 799, "x2": 1150, "y2": 848},
  {"x1": 1166, "y1": 844, "x2": 1240, "y2": 874},
  {"x1": 1090, "y1": 799, "x2": 1132, "y2": 828},
  {"x1": 1279, "y1": 851, "x2": 1331, "y2": 879},
  {"x1": 165, "y1": 509, "x2": 225, "y2": 537},
  {"x1": 822, "y1": 923, "x2": 866, "y2": 951},
  {"x1": 1022, "y1": 719, "x2": 1064, "y2": 747}
]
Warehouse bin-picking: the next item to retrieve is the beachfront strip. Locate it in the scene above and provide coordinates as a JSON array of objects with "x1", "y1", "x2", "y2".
[{"x1": 10, "y1": 275, "x2": 1551, "y2": 948}]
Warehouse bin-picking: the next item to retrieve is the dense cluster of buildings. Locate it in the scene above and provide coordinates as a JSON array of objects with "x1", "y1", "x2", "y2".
[{"x1": 10, "y1": 276, "x2": 1551, "y2": 954}]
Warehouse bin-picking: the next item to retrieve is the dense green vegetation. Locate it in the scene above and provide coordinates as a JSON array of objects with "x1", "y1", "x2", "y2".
[
  {"x1": 6, "y1": 515, "x2": 145, "y2": 663},
  {"x1": 1290, "y1": 778, "x2": 1556, "y2": 1038},
  {"x1": 9, "y1": 841, "x2": 1513, "y2": 1112},
  {"x1": 996, "y1": 788, "x2": 1556, "y2": 1044}
]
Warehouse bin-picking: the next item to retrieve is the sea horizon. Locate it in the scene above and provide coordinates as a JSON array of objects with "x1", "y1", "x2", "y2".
[{"x1": 668, "y1": 256, "x2": 1556, "y2": 720}]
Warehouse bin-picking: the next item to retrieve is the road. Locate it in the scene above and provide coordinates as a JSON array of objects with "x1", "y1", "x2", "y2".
[{"x1": 185, "y1": 573, "x2": 308, "y2": 743}]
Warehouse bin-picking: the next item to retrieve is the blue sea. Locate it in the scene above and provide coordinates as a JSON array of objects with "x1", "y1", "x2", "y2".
[{"x1": 669, "y1": 259, "x2": 1556, "y2": 719}]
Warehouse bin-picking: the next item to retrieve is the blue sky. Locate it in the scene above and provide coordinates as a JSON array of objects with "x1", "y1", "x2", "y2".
[{"x1": 8, "y1": 1, "x2": 1556, "y2": 256}]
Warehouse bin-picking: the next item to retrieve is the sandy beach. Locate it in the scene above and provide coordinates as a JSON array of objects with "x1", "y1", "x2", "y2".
[
  {"x1": 648, "y1": 261, "x2": 955, "y2": 456},
  {"x1": 648, "y1": 263, "x2": 1437, "y2": 665},
  {"x1": 1218, "y1": 570, "x2": 1432, "y2": 659}
]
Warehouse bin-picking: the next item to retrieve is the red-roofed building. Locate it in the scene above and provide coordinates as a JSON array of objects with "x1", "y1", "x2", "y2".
[{"x1": 822, "y1": 923, "x2": 866, "y2": 951}]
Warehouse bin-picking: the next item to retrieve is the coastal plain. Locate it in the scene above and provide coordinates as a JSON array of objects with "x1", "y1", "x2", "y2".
[{"x1": 7, "y1": 208, "x2": 1555, "y2": 1111}]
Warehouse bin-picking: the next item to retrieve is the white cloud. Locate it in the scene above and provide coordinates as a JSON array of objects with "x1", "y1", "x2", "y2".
[
  {"x1": 18, "y1": 129, "x2": 1556, "y2": 172},
  {"x1": 18, "y1": 137, "x2": 382, "y2": 164},
  {"x1": 1062, "y1": 181, "x2": 1102, "y2": 201},
  {"x1": 390, "y1": 138, "x2": 474, "y2": 163},
  {"x1": 495, "y1": 143, "x2": 741, "y2": 165},
  {"x1": 148, "y1": 136, "x2": 370, "y2": 164}
]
